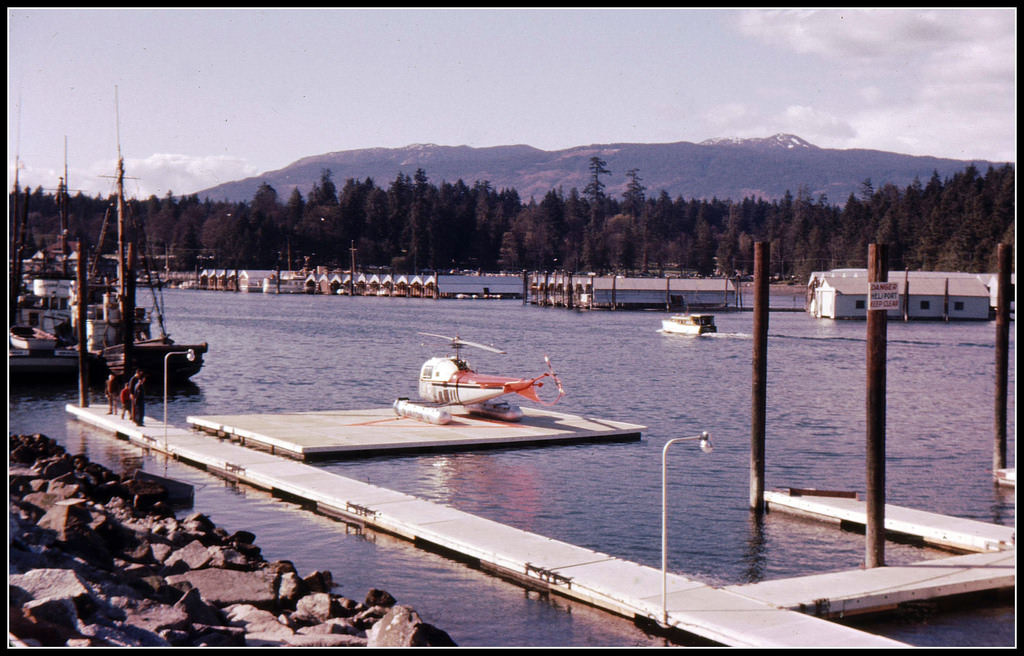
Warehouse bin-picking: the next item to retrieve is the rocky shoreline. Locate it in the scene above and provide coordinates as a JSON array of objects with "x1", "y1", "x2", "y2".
[{"x1": 8, "y1": 433, "x2": 456, "y2": 647}]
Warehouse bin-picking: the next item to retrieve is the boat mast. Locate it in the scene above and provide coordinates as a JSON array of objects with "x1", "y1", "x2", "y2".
[
  {"x1": 9, "y1": 158, "x2": 24, "y2": 328},
  {"x1": 115, "y1": 87, "x2": 127, "y2": 300},
  {"x1": 114, "y1": 87, "x2": 135, "y2": 375},
  {"x1": 116, "y1": 155, "x2": 127, "y2": 298},
  {"x1": 58, "y1": 137, "x2": 70, "y2": 276}
]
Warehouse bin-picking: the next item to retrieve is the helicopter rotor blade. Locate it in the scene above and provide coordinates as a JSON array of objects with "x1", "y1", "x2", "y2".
[{"x1": 418, "y1": 332, "x2": 506, "y2": 354}]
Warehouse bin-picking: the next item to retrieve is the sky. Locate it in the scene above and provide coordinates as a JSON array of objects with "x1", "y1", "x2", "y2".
[{"x1": 7, "y1": 7, "x2": 1017, "y2": 199}]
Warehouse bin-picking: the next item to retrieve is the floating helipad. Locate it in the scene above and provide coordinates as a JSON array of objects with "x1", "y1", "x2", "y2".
[{"x1": 187, "y1": 406, "x2": 644, "y2": 460}]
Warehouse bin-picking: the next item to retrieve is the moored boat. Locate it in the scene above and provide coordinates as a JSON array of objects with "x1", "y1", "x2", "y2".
[
  {"x1": 10, "y1": 325, "x2": 61, "y2": 351},
  {"x1": 660, "y1": 313, "x2": 717, "y2": 336},
  {"x1": 9, "y1": 346, "x2": 81, "y2": 378},
  {"x1": 9, "y1": 326, "x2": 85, "y2": 379},
  {"x1": 100, "y1": 337, "x2": 207, "y2": 381}
]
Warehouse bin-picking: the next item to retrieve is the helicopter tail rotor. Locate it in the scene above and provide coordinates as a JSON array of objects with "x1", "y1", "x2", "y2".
[{"x1": 506, "y1": 355, "x2": 565, "y2": 406}]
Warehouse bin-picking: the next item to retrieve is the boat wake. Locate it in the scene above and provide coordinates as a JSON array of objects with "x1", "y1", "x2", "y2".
[{"x1": 657, "y1": 329, "x2": 750, "y2": 339}]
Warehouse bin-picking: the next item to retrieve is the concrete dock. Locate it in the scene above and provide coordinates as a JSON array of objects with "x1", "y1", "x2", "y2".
[
  {"x1": 764, "y1": 489, "x2": 1015, "y2": 554},
  {"x1": 65, "y1": 403, "x2": 1014, "y2": 647},
  {"x1": 186, "y1": 406, "x2": 643, "y2": 460}
]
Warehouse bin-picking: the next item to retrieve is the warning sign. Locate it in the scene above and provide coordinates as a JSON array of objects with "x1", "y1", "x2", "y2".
[{"x1": 868, "y1": 281, "x2": 900, "y2": 310}]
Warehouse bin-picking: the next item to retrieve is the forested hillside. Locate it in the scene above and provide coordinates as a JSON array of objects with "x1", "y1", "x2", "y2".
[{"x1": 11, "y1": 161, "x2": 1015, "y2": 284}]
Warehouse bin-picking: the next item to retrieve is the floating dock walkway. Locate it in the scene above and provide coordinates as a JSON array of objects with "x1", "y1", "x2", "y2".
[
  {"x1": 765, "y1": 489, "x2": 1015, "y2": 554},
  {"x1": 186, "y1": 406, "x2": 643, "y2": 460},
  {"x1": 66, "y1": 404, "x2": 1014, "y2": 647}
]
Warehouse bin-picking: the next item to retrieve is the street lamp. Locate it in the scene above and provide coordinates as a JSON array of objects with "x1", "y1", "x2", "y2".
[
  {"x1": 164, "y1": 349, "x2": 196, "y2": 449},
  {"x1": 662, "y1": 431, "x2": 713, "y2": 627}
]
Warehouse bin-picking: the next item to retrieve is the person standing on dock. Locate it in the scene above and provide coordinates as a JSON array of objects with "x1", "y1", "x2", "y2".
[
  {"x1": 130, "y1": 370, "x2": 147, "y2": 426},
  {"x1": 105, "y1": 373, "x2": 119, "y2": 415},
  {"x1": 120, "y1": 380, "x2": 133, "y2": 419}
]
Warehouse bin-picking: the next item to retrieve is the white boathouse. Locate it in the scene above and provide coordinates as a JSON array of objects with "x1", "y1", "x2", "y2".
[
  {"x1": 808, "y1": 269, "x2": 994, "y2": 320},
  {"x1": 531, "y1": 273, "x2": 737, "y2": 309},
  {"x1": 436, "y1": 274, "x2": 523, "y2": 299}
]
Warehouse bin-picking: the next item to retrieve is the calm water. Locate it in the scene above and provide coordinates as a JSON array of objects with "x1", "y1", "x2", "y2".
[{"x1": 8, "y1": 290, "x2": 1016, "y2": 646}]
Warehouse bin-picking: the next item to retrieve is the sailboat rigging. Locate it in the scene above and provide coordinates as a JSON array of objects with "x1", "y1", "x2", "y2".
[{"x1": 70, "y1": 96, "x2": 208, "y2": 382}]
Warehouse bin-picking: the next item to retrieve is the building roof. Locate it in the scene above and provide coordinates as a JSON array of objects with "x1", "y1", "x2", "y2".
[
  {"x1": 438, "y1": 274, "x2": 522, "y2": 293},
  {"x1": 589, "y1": 276, "x2": 736, "y2": 292},
  {"x1": 819, "y1": 275, "x2": 990, "y2": 297}
]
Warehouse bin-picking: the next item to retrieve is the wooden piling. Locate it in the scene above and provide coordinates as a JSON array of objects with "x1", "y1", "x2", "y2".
[
  {"x1": 77, "y1": 240, "x2": 90, "y2": 407},
  {"x1": 865, "y1": 243, "x2": 888, "y2": 568},
  {"x1": 123, "y1": 243, "x2": 136, "y2": 377},
  {"x1": 943, "y1": 278, "x2": 949, "y2": 322},
  {"x1": 994, "y1": 243, "x2": 1011, "y2": 475},
  {"x1": 750, "y1": 242, "x2": 769, "y2": 513}
]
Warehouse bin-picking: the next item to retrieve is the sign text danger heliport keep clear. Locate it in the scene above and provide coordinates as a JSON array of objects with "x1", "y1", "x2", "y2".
[{"x1": 868, "y1": 281, "x2": 900, "y2": 310}]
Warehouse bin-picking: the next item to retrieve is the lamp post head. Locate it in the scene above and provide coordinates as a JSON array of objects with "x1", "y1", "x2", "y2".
[
  {"x1": 699, "y1": 431, "x2": 713, "y2": 454},
  {"x1": 185, "y1": 349, "x2": 196, "y2": 362}
]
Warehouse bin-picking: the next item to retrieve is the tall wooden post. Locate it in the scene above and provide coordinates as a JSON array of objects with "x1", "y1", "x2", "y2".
[
  {"x1": 865, "y1": 243, "x2": 888, "y2": 568},
  {"x1": 77, "y1": 240, "x2": 90, "y2": 406},
  {"x1": 750, "y1": 242, "x2": 769, "y2": 513},
  {"x1": 943, "y1": 278, "x2": 950, "y2": 321},
  {"x1": 993, "y1": 243, "x2": 1011, "y2": 475},
  {"x1": 123, "y1": 243, "x2": 136, "y2": 378}
]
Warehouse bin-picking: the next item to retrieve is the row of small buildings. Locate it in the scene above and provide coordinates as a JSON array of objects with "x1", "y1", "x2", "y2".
[
  {"x1": 186, "y1": 268, "x2": 739, "y2": 310},
  {"x1": 190, "y1": 269, "x2": 524, "y2": 299},
  {"x1": 807, "y1": 269, "x2": 1012, "y2": 320},
  {"x1": 183, "y1": 267, "x2": 1012, "y2": 320}
]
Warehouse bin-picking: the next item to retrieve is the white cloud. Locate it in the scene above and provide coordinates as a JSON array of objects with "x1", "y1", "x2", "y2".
[
  {"x1": 736, "y1": 9, "x2": 1000, "y2": 61},
  {"x1": 779, "y1": 105, "x2": 857, "y2": 140},
  {"x1": 701, "y1": 103, "x2": 856, "y2": 145},
  {"x1": 79, "y1": 153, "x2": 260, "y2": 198},
  {"x1": 733, "y1": 8, "x2": 1016, "y2": 161},
  {"x1": 702, "y1": 102, "x2": 754, "y2": 130}
]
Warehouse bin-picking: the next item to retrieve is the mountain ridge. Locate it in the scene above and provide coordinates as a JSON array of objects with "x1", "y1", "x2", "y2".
[{"x1": 196, "y1": 134, "x2": 1009, "y2": 205}]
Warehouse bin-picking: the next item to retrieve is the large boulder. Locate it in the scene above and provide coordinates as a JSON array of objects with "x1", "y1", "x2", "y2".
[
  {"x1": 9, "y1": 568, "x2": 94, "y2": 615},
  {"x1": 165, "y1": 539, "x2": 214, "y2": 570},
  {"x1": 292, "y1": 592, "x2": 347, "y2": 624},
  {"x1": 165, "y1": 567, "x2": 279, "y2": 610},
  {"x1": 366, "y1": 605, "x2": 457, "y2": 647}
]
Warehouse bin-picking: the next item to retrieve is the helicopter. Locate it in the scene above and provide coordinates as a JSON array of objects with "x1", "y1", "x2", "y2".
[{"x1": 393, "y1": 332, "x2": 565, "y2": 425}]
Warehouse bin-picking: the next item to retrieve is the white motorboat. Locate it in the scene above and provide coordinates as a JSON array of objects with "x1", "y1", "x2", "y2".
[{"x1": 661, "y1": 313, "x2": 717, "y2": 336}]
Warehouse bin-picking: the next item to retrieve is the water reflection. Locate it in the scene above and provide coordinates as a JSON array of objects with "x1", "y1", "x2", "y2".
[{"x1": 742, "y1": 511, "x2": 768, "y2": 583}]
